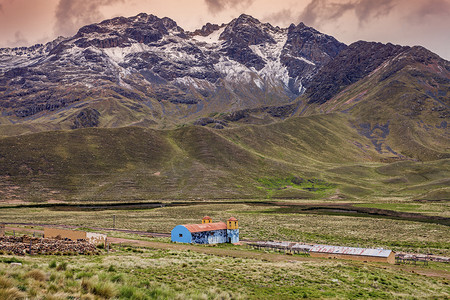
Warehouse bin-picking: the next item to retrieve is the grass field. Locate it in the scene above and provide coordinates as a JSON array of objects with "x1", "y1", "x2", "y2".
[
  {"x1": 1, "y1": 202, "x2": 449, "y2": 256},
  {"x1": 0, "y1": 244, "x2": 449, "y2": 299}
]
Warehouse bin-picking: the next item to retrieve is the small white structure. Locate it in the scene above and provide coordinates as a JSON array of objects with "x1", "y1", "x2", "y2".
[{"x1": 310, "y1": 245, "x2": 395, "y2": 264}]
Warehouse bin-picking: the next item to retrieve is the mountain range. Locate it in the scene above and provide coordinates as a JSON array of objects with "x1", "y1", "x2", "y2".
[{"x1": 0, "y1": 13, "x2": 448, "y2": 202}]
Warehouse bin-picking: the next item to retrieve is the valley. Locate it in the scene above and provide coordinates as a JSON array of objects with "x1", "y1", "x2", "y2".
[{"x1": 0, "y1": 11, "x2": 448, "y2": 300}]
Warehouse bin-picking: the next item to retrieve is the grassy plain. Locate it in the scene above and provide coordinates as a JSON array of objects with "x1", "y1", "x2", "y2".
[
  {"x1": 1, "y1": 246, "x2": 449, "y2": 299},
  {"x1": 1, "y1": 203, "x2": 449, "y2": 256}
]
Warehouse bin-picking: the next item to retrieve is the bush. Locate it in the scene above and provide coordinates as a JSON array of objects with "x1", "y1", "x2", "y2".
[
  {"x1": 119, "y1": 285, "x2": 135, "y2": 298},
  {"x1": 65, "y1": 269, "x2": 74, "y2": 279},
  {"x1": 48, "y1": 283, "x2": 58, "y2": 293},
  {"x1": 110, "y1": 273, "x2": 124, "y2": 283},
  {"x1": 92, "y1": 282, "x2": 117, "y2": 299},
  {"x1": 81, "y1": 278, "x2": 95, "y2": 293},
  {"x1": 77, "y1": 271, "x2": 94, "y2": 279},
  {"x1": 0, "y1": 257, "x2": 22, "y2": 264},
  {"x1": 0, "y1": 287, "x2": 26, "y2": 300},
  {"x1": 120, "y1": 286, "x2": 148, "y2": 300},
  {"x1": 48, "y1": 260, "x2": 57, "y2": 268},
  {"x1": 25, "y1": 269, "x2": 46, "y2": 282},
  {"x1": 107, "y1": 265, "x2": 116, "y2": 272},
  {"x1": 56, "y1": 262, "x2": 68, "y2": 271},
  {"x1": 0, "y1": 276, "x2": 13, "y2": 289}
]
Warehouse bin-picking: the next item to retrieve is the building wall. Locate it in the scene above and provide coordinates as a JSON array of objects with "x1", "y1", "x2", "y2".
[
  {"x1": 192, "y1": 230, "x2": 227, "y2": 244},
  {"x1": 387, "y1": 252, "x2": 395, "y2": 264},
  {"x1": 86, "y1": 232, "x2": 107, "y2": 245},
  {"x1": 171, "y1": 225, "x2": 193, "y2": 243},
  {"x1": 227, "y1": 229, "x2": 239, "y2": 243},
  {"x1": 44, "y1": 228, "x2": 106, "y2": 245},
  {"x1": 44, "y1": 228, "x2": 87, "y2": 241},
  {"x1": 310, "y1": 252, "x2": 395, "y2": 264}
]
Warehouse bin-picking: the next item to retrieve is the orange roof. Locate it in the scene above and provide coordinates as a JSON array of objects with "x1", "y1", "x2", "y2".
[
  {"x1": 183, "y1": 222, "x2": 227, "y2": 233},
  {"x1": 228, "y1": 217, "x2": 238, "y2": 221},
  {"x1": 202, "y1": 216, "x2": 212, "y2": 220}
]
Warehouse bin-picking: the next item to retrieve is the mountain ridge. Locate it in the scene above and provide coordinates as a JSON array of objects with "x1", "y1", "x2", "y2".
[
  {"x1": 0, "y1": 13, "x2": 448, "y2": 163},
  {"x1": 0, "y1": 13, "x2": 346, "y2": 123}
]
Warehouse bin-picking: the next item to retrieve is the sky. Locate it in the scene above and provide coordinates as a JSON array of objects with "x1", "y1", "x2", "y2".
[{"x1": 0, "y1": 0, "x2": 449, "y2": 60}]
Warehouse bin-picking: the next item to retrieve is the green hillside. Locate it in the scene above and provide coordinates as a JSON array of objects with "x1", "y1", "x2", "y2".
[
  {"x1": 298, "y1": 47, "x2": 450, "y2": 162},
  {"x1": 0, "y1": 112, "x2": 448, "y2": 203}
]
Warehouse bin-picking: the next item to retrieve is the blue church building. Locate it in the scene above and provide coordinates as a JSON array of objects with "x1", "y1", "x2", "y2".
[{"x1": 171, "y1": 216, "x2": 239, "y2": 244}]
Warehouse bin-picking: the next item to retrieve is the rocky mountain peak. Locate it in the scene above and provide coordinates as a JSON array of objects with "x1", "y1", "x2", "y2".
[
  {"x1": 232, "y1": 14, "x2": 263, "y2": 26},
  {"x1": 216, "y1": 14, "x2": 280, "y2": 71},
  {"x1": 305, "y1": 41, "x2": 410, "y2": 104},
  {"x1": 219, "y1": 14, "x2": 276, "y2": 45},
  {"x1": 283, "y1": 21, "x2": 346, "y2": 65},
  {"x1": 0, "y1": 12, "x2": 352, "y2": 120},
  {"x1": 5, "y1": 12, "x2": 443, "y2": 129},
  {"x1": 67, "y1": 14, "x2": 185, "y2": 49},
  {"x1": 190, "y1": 23, "x2": 222, "y2": 37}
]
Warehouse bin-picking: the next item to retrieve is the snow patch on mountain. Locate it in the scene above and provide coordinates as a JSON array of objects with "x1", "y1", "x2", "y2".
[
  {"x1": 249, "y1": 30, "x2": 290, "y2": 87},
  {"x1": 103, "y1": 43, "x2": 152, "y2": 63},
  {"x1": 174, "y1": 76, "x2": 215, "y2": 90},
  {"x1": 192, "y1": 27, "x2": 226, "y2": 44},
  {"x1": 215, "y1": 57, "x2": 252, "y2": 82}
]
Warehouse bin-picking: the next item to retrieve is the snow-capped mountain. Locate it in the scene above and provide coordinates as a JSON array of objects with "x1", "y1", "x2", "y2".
[
  {"x1": 0, "y1": 12, "x2": 447, "y2": 139},
  {"x1": 0, "y1": 13, "x2": 345, "y2": 125}
]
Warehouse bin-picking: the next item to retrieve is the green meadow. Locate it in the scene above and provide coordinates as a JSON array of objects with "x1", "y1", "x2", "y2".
[{"x1": 1, "y1": 245, "x2": 449, "y2": 299}]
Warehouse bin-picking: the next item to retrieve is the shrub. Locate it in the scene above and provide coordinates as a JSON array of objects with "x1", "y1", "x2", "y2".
[
  {"x1": 56, "y1": 262, "x2": 68, "y2": 271},
  {"x1": 119, "y1": 285, "x2": 135, "y2": 298},
  {"x1": 81, "y1": 278, "x2": 95, "y2": 293},
  {"x1": 48, "y1": 283, "x2": 59, "y2": 293},
  {"x1": 110, "y1": 273, "x2": 124, "y2": 283},
  {"x1": 107, "y1": 265, "x2": 116, "y2": 272},
  {"x1": 120, "y1": 286, "x2": 147, "y2": 300},
  {"x1": 0, "y1": 287, "x2": 26, "y2": 300},
  {"x1": 77, "y1": 271, "x2": 94, "y2": 279},
  {"x1": 65, "y1": 269, "x2": 74, "y2": 279},
  {"x1": 0, "y1": 257, "x2": 22, "y2": 264},
  {"x1": 48, "y1": 260, "x2": 57, "y2": 268},
  {"x1": 148, "y1": 286, "x2": 176, "y2": 299},
  {"x1": 92, "y1": 282, "x2": 117, "y2": 299},
  {"x1": 0, "y1": 276, "x2": 13, "y2": 289},
  {"x1": 17, "y1": 285, "x2": 26, "y2": 292},
  {"x1": 25, "y1": 269, "x2": 46, "y2": 282}
]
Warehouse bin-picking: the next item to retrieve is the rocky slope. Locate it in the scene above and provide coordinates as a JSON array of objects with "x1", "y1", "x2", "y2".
[{"x1": 0, "y1": 13, "x2": 345, "y2": 130}]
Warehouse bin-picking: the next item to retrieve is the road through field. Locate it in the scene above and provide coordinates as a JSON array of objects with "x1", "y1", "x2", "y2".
[{"x1": 4, "y1": 225, "x2": 450, "y2": 280}]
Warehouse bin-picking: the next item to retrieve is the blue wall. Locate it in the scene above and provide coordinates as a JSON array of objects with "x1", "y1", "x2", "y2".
[
  {"x1": 171, "y1": 226, "x2": 239, "y2": 244},
  {"x1": 227, "y1": 229, "x2": 239, "y2": 243},
  {"x1": 192, "y1": 230, "x2": 227, "y2": 244},
  {"x1": 171, "y1": 225, "x2": 192, "y2": 243}
]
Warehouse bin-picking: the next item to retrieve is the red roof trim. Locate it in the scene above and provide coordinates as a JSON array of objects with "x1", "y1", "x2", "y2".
[
  {"x1": 228, "y1": 217, "x2": 238, "y2": 221},
  {"x1": 202, "y1": 216, "x2": 212, "y2": 220},
  {"x1": 183, "y1": 222, "x2": 227, "y2": 233}
]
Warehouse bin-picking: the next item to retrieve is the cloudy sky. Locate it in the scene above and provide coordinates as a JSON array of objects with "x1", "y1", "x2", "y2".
[{"x1": 0, "y1": 0, "x2": 449, "y2": 59}]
